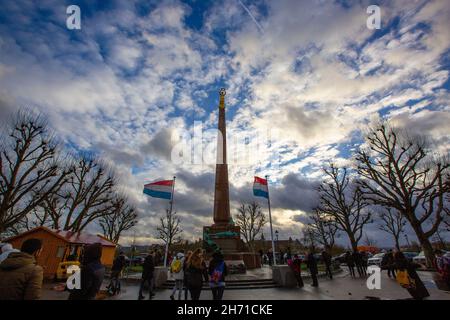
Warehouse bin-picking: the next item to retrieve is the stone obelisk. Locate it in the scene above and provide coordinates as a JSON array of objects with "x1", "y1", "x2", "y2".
[
  {"x1": 213, "y1": 88, "x2": 231, "y2": 226},
  {"x1": 202, "y1": 89, "x2": 261, "y2": 271}
]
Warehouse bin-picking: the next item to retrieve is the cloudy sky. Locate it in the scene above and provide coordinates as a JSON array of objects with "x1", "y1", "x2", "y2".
[{"x1": 0, "y1": 0, "x2": 449, "y2": 248}]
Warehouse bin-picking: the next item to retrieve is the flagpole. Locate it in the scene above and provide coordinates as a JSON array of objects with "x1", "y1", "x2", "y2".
[
  {"x1": 164, "y1": 176, "x2": 176, "y2": 267},
  {"x1": 265, "y1": 175, "x2": 277, "y2": 266}
]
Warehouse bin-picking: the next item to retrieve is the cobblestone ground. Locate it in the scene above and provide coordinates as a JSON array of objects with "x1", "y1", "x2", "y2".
[{"x1": 42, "y1": 268, "x2": 450, "y2": 300}]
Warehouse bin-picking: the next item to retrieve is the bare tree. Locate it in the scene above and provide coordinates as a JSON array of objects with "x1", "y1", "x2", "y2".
[
  {"x1": 0, "y1": 113, "x2": 69, "y2": 235},
  {"x1": 318, "y1": 164, "x2": 372, "y2": 251},
  {"x1": 235, "y1": 202, "x2": 267, "y2": 251},
  {"x1": 39, "y1": 157, "x2": 116, "y2": 232},
  {"x1": 157, "y1": 209, "x2": 182, "y2": 249},
  {"x1": 379, "y1": 208, "x2": 406, "y2": 251},
  {"x1": 363, "y1": 233, "x2": 377, "y2": 247},
  {"x1": 301, "y1": 225, "x2": 317, "y2": 252},
  {"x1": 444, "y1": 181, "x2": 450, "y2": 231},
  {"x1": 99, "y1": 195, "x2": 137, "y2": 243},
  {"x1": 307, "y1": 208, "x2": 339, "y2": 253},
  {"x1": 356, "y1": 123, "x2": 449, "y2": 266}
]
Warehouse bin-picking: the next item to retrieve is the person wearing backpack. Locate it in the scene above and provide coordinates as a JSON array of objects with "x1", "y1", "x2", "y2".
[
  {"x1": 208, "y1": 251, "x2": 228, "y2": 300},
  {"x1": 170, "y1": 251, "x2": 185, "y2": 300},
  {"x1": 394, "y1": 251, "x2": 429, "y2": 300}
]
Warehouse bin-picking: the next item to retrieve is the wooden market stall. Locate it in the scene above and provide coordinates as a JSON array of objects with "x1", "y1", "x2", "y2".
[{"x1": 5, "y1": 226, "x2": 116, "y2": 279}]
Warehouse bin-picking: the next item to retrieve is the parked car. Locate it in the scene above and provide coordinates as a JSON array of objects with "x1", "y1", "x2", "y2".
[
  {"x1": 332, "y1": 253, "x2": 347, "y2": 264},
  {"x1": 368, "y1": 253, "x2": 385, "y2": 266},
  {"x1": 130, "y1": 256, "x2": 144, "y2": 266},
  {"x1": 402, "y1": 251, "x2": 419, "y2": 262},
  {"x1": 412, "y1": 251, "x2": 427, "y2": 266}
]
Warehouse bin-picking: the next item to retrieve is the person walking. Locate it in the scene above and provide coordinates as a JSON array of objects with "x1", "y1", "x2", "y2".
[
  {"x1": 289, "y1": 254, "x2": 304, "y2": 288},
  {"x1": 185, "y1": 248, "x2": 208, "y2": 300},
  {"x1": 107, "y1": 251, "x2": 126, "y2": 295},
  {"x1": 258, "y1": 249, "x2": 264, "y2": 266},
  {"x1": 68, "y1": 243, "x2": 105, "y2": 300},
  {"x1": 353, "y1": 250, "x2": 364, "y2": 277},
  {"x1": 268, "y1": 249, "x2": 273, "y2": 266},
  {"x1": 321, "y1": 250, "x2": 333, "y2": 280},
  {"x1": 138, "y1": 251, "x2": 155, "y2": 300},
  {"x1": 394, "y1": 251, "x2": 429, "y2": 300},
  {"x1": 306, "y1": 250, "x2": 318, "y2": 287},
  {"x1": 381, "y1": 250, "x2": 396, "y2": 278},
  {"x1": 183, "y1": 251, "x2": 192, "y2": 300},
  {"x1": 170, "y1": 252, "x2": 185, "y2": 300},
  {"x1": 345, "y1": 251, "x2": 356, "y2": 278},
  {"x1": 0, "y1": 239, "x2": 43, "y2": 300},
  {"x1": 434, "y1": 249, "x2": 450, "y2": 290},
  {"x1": 208, "y1": 251, "x2": 228, "y2": 300},
  {"x1": 361, "y1": 251, "x2": 368, "y2": 276}
]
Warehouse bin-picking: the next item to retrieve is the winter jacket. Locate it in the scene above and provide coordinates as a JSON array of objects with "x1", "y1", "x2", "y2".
[
  {"x1": 111, "y1": 255, "x2": 127, "y2": 272},
  {"x1": 185, "y1": 261, "x2": 208, "y2": 289},
  {"x1": 0, "y1": 252, "x2": 43, "y2": 300},
  {"x1": 142, "y1": 255, "x2": 155, "y2": 280},
  {"x1": 68, "y1": 260, "x2": 105, "y2": 300},
  {"x1": 290, "y1": 258, "x2": 302, "y2": 274},
  {"x1": 345, "y1": 253, "x2": 355, "y2": 267},
  {"x1": 306, "y1": 253, "x2": 318, "y2": 275},
  {"x1": 321, "y1": 252, "x2": 332, "y2": 266}
]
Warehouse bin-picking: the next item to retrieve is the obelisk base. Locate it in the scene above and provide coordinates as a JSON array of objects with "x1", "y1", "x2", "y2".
[{"x1": 203, "y1": 225, "x2": 261, "y2": 273}]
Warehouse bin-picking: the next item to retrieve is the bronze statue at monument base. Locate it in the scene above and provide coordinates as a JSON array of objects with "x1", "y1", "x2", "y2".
[{"x1": 203, "y1": 224, "x2": 261, "y2": 273}]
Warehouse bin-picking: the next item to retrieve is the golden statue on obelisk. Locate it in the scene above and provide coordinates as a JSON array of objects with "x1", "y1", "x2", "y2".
[{"x1": 213, "y1": 88, "x2": 231, "y2": 226}]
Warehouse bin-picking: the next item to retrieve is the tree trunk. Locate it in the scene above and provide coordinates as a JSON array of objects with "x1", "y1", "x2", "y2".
[
  {"x1": 348, "y1": 233, "x2": 358, "y2": 252},
  {"x1": 410, "y1": 219, "x2": 435, "y2": 268},
  {"x1": 394, "y1": 237, "x2": 401, "y2": 252}
]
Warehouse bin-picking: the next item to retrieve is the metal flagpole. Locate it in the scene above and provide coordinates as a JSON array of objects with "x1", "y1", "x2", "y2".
[
  {"x1": 164, "y1": 176, "x2": 176, "y2": 267},
  {"x1": 265, "y1": 175, "x2": 277, "y2": 266}
]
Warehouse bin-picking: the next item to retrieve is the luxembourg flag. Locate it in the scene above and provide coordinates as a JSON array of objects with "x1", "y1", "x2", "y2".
[
  {"x1": 253, "y1": 176, "x2": 268, "y2": 199},
  {"x1": 143, "y1": 180, "x2": 173, "y2": 200}
]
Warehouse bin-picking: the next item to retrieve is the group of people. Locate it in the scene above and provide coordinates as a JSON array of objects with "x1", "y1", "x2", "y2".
[
  {"x1": 287, "y1": 250, "x2": 334, "y2": 289},
  {"x1": 344, "y1": 250, "x2": 369, "y2": 278},
  {"x1": 2, "y1": 239, "x2": 449, "y2": 301},
  {"x1": 343, "y1": 248, "x2": 450, "y2": 300},
  {"x1": 166, "y1": 248, "x2": 227, "y2": 301},
  {"x1": 0, "y1": 239, "x2": 106, "y2": 300}
]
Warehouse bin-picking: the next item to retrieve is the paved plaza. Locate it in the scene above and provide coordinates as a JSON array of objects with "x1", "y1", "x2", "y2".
[{"x1": 42, "y1": 268, "x2": 450, "y2": 300}]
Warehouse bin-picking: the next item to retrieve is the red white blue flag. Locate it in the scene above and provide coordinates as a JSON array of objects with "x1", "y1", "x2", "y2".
[
  {"x1": 143, "y1": 180, "x2": 173, "y2": 200},
  {"x1": 253, "y1": 176, "x2": 268, "y2": 199}
]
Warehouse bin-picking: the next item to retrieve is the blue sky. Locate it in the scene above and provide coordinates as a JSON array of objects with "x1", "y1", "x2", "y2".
[{"x1": 0, "y1": 0, "x2": 449, "y2": 247}]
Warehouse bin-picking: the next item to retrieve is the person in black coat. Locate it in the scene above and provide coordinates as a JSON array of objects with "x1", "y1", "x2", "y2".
[
  {"x1": 394, "y1": 251, "x2": 429, "y2": 300},
  {"x1": 107, "y1": 251, "x2": 126, "y2": 295},
  {"x1": 353, "y1": 251, "x2": 364, "y2": 277},
  {"x1": 208, "y1": 251, "x2": 228, "y2": 300},
  {"x1": 345, "y1": 251, "x2": 356, "y2": 277},
  {"x1": 138, "y1": 252, "x2": 155, "y2": 300},
  {"x1": 68, "y1": 243, "x2": 105, "y2": 300},
  {"x1": 306, "y1": 251, "x2": 318, "y2": 287},
  {"x1": 321, "y1": 251, "x2": 333, "y2": 280},
  {"x1": 381, "y1": 250, "x2": 396, "y2": 278},
  {"x1": 185, "y1": 249, "x2": 208, "y2": 300}
]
